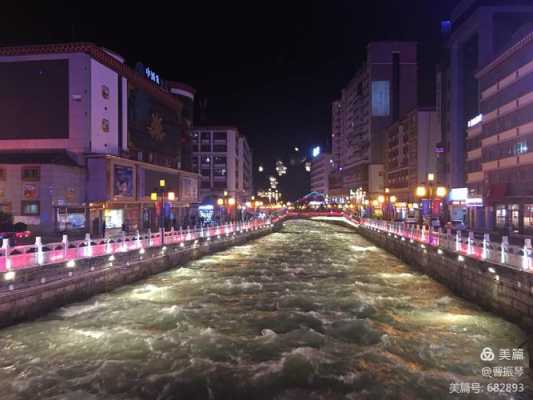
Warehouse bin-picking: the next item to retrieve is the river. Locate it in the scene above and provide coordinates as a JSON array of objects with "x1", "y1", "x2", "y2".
[{"x1": 0, "y1": 219, "x2": 531, "y2": 399}]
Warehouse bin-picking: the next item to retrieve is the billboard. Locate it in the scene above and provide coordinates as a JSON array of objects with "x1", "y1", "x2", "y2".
[
  {"x1": 0, "y1": 60, "x2": 69, "y2": 139},
  {"x1": 113, "y1": 165, "x2": 134, "y2": 197},
  {"x1": 371, "y1": 81, "x2": 390, "y2": 116},
  {"x1": 127, "y1": 82, "x2": 188, "y2": 161}
]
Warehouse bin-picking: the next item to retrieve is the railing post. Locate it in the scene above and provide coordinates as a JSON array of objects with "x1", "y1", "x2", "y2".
[
  {"x1": 35, "y1": 236, "x2": 44, "y2": 265},
  {"x1": 467, "y1": 231, "x2": 474, "y2": 255},
  {"x1": 84, "y1": 233, "x2": 92, "y2": 257},
  {"x1": 62, "y1": 234, "x2": 69, "y2": 259},
  {"x1": 455, "y1": 230, "x2": 461, "y2": 252},
  {"x1": 482, "y1": 233, "x2": 490, "y2": 260},
  {"x1": 501, "y1": 236, "x2": 509, "y2": 265},
  {"x1": 121, "y1": 231, "x2": 127, "y2": 251},
  {"x1": 136, "y1": 229, "x2": 141, "y2": 249},
  {"x1": 2, "y1": 238, "x2": 11, "y2": 271},
  {"x1": 523, "y1": 238, "x2": 532, "y2": 270}
]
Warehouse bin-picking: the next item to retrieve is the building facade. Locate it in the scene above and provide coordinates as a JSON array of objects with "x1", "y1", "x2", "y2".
[
  {"x1": 310, "y1": 153, "x2": 333, "y2": 195},
  {"x1": 0, "y1": 42, "x2": 199, "y2": 235},
  {"x1": 466, "y1": 28, "x2": 533, "y2": 234},
  {"x1": 191, "y1": 127, "x2": 253, "y2": 205},
  {"x1": 329, "y1": 42, "x2": 418, "y2": 198},
  {"x1": 438, "y1": 0, "x2": 533, "y2": 189},
  {"x1": 331, "y1": 100, "x2": 343, "y2": 168},
  {"x1": 385, "y1": 108, "x2": 441, "y2": 213}
]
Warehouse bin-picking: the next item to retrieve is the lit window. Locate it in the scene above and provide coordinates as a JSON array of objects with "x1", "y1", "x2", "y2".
[
  {"x1": 21, "y1": 201, "x2": 40, "y2": 216},
  {"x1": 21, "y1": 167, "x2": 40, "y2": 181}
]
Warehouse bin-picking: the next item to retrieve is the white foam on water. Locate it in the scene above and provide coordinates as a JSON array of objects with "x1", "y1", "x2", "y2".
[
  {"x1": 72, "y1": 329, "x2": 106, "y2": 340},
  {"x1": 351, "y1": 245, "x2": 379, "y2": 252},
  {"x1": 58, "y1": 301, "x2": 105, "y2": 318}
]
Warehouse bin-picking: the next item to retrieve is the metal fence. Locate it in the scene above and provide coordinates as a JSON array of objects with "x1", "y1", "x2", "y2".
[
  {"x1": 352, "y1": 216, "x2": 533, "y2": 272},
  {"x1": 0, "y1": 219, "x2": 273, "y2": 276}
]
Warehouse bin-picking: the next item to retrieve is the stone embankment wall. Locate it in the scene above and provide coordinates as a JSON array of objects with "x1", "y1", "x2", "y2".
[
  {"x1": 0, "y1": 223, "x2": 281, "y2": 328},
  {"x1": 349, "y1": 223, "x2": 533, "y2": 333}
]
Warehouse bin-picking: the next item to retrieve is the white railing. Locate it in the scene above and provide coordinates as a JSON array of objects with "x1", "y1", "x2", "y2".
[
  {"x1": 0, "y1": 219, "x2": 273, "y2": 276},
  {"x1": 350, "y1": 216, "x2": 533, "y2": 272}
]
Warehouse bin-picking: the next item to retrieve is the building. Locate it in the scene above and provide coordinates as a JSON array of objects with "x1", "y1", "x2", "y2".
[
  {"x1": 191, "y1": 127, "x2": 253, "y2": 205},
  {"x1": 331, "y1": 100, "x2": 342, "y2": 167},
  {"x1": 466, "y1": 27, "x2": 533, "y2": 234},
  {"x1": 0, "y1": 42, "x2": 199, "y2": 235},
  {"x1": 384, "y1": 108, "x2": 441, "y2": 218},
  {"x1": 310, "y1": 152, "x2": 333, "y2": 195},
  {"x1": 438, "y1": 0, "x2": 533, "y2": 189},
  {"x1": 329, "y1": 42, "x2": 418, "y2": 199}
]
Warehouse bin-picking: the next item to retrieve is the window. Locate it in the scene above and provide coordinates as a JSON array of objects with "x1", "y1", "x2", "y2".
[
  {"x1": 102, "y1": 118, "x2": 110, "y2": 133},
  {"x1": 213, "y1": 131, "x2": 227, "y2": 140},
  {"x1": 0, "y1": 202, "x2": 11, "y2": 213},
  {"x1": 524, "y1": 204, "x2": 533, "y2": 230},
  {"x1": 101, "y1": 85, "x2": 110, "y2": 99},
  {"x1": 510, "y1": 204, "x2": 520, "y2": 230},
  {"x1": 21, "y1": 200, "x2": 40, "y2": 216},
  {"x1": 495, "y1": 204, "x2": 507, "y2": 227},
  {"x1": 21, "y1": 166, "x2": 40, "y2": 181}
]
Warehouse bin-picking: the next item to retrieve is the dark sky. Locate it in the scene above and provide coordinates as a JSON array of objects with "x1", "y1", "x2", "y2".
[{"x1": 1, "y1": 1, "x2": 461, "y2": 201}]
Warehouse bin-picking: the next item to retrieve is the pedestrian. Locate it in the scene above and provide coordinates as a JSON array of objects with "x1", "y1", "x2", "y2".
[{"x1": 102, "y1": 218, "x2": 106, "y2": 238}]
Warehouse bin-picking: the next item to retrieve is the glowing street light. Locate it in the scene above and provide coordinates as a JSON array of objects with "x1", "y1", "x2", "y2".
[
  {"x1": 436, "y1": 186, "x2": 448, "y2": 198},
  {"x1": 258, "y1": 165, "x2": 264, "y2": 172},
  {"x1": 416, "y1": 186, "x2": 427, "y2": 198}
]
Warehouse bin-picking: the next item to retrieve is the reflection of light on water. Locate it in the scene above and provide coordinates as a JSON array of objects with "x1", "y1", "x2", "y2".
[
  {"x1": 72, "y1": 329, "x2": 106, "y2": 339},
  {"x1": 377, "y1": 272, "x2": 416, "y2": 280},
  {"x1": 408, "y1": 311, "x2": 474, "y2": 325}
]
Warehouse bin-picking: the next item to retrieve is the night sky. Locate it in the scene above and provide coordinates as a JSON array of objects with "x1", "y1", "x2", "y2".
[{"x1": 1, "y1": 1, "x2": 461, "y2": 201}]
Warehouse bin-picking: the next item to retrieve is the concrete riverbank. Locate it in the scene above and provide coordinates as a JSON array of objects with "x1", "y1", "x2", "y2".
[
  {"x1": 326, "y1": 219, "x2": 533, "y2": 333},
  {"x1": 0, "y1": 223, "x2": 281, "y2": 328}
]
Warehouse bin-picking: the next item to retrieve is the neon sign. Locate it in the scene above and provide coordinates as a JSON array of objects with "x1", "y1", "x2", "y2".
[{"x1": 144, "y1": 67, "x2": 161, "y2": 85}]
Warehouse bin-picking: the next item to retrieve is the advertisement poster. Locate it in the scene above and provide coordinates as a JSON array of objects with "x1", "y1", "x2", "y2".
[
  {"x1": 180, "y1": 176, "x2": 198, "y2": 202},
  {"x1": 114, "y1": 165, "x2": 133, "y2": 197},
  {"x1": 22, "y1": 183, "x2": 39, "y2": 200}
]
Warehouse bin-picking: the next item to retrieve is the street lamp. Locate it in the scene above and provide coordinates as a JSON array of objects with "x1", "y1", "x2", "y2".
[
  {"x1": 150, "y1": 180, "x2": 176, "y2": 245},
  {"x1": 415, "y1": 174, "x2": 448, "y2": 223}
]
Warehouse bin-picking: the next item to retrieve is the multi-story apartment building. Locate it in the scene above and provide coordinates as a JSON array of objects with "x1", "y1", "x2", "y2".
[
  {"x1": 0, "y1": 42, "x2": 199, "y2": 235},
  {"x1": 191, "y1": 127, "x2": 253, "y2": 204},
  {"x1": 331, "y1": 100, "x2": 342, "y2": 167},
  {"x1": 329, "y1": 42, "x2": 418, "y2": 198},
  {"x1": 310, "y1": 153, "x2": 333, "y2": 195},
  {"x1": 385, "y1": 108, "x2": 441, "y2": 217},
  {"x1": 466, "y1": 28, "x2": 533, "y2": 234},
  {"x1": 438, "y1": 0, "x2": 533, "y2": 189}
]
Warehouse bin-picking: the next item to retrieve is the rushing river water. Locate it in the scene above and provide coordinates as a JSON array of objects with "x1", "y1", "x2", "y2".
[{"x1": 0, "y1": 219, "x2": 531, "y2": 399}]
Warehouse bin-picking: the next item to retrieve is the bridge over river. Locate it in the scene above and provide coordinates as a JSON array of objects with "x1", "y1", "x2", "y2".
[{"x1": 0, "y1": 219, "x2": 531, "y2": 399}]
